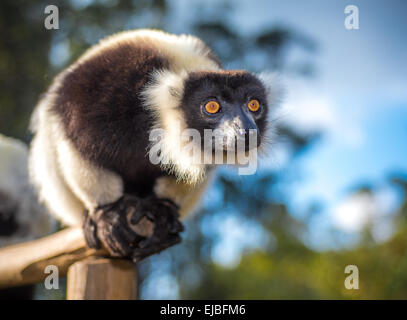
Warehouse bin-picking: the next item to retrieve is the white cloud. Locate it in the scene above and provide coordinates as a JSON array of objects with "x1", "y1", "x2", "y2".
[
  {"x1": 332, "y1": 193, "x2": 374, "y2": 232},
  {"x1": 332, "y1": 188, "x2": 398, "y2": 241},
  {"x1": 278, "y1": 77, "x2": 365, "y2": 148},
  {"x1": 282, "y1": 93, "x2": 336, "y2": 132},
  {"x1": 211, "y1": 215, "x2": 269, "y2": 267}
]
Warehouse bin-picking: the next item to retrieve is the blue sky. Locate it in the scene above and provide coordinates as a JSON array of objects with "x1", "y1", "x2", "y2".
[
  {"x1": 144, "y1": 0, "x2": 407, "y2": 293},
  {"x1": 143, "y1": 1, "x2": 406, "y2": 297},
  {"x1": 182, "y1": 0, "x2": 407, "y2": 257},
  {"x1": 228, "y1": 0, "x2": 407, "y2": 240},
  {"x1": 169, "y1": 0, "x2": 407, "y2": 225}
]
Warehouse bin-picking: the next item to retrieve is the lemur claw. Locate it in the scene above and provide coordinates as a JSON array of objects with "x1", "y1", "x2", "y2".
[
  {"x1": 83, "y1": 195, "x2": 184, "y2": 261},
  {"x1": 130, "y1": 197, "x2": 184, "y2": 262},
  {"x1": 83, "y1": 209, "x2": 101, "y2": 249}
]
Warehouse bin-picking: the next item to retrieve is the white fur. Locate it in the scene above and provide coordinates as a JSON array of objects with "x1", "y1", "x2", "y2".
[
  {"x1": 79, "y1": 29, "x2": 219, "y2": 73},
  {"x1": 134, "y1": 30, "x2": 221, "y2": 184},
  {"x1": 56, "y1": 138, "x2": 124, "y2": 210},
  {"x1": 256, "y1": 72, "x2": 285, "y2": 156},
  {"x1": 141, "y1": 70, "x2": 208, "y2": 184},
  {"x1": 153, "y1": 173, "x2": 214, "y2": 218},
  {"x1": 29, "y1": 87, "x2": 85, "y2": 226},
  {"x1": 256, "y1": 72, "x2": 285, "y2": 109},
  {"x1": 29, "y1": 75, "x2": 124, "y2": 226}
]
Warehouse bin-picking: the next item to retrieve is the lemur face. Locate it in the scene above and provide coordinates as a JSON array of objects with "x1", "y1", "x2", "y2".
[{"x1": 181, "y1": 70, "x2": 269, "y2": 153}]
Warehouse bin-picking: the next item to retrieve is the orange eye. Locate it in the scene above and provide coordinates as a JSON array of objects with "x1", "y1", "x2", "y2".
[
  {"x1": 205, "y1": 101, "x2": 220, "y2": 114},
  {"x1": 248, "y1": 99, "x2": 260, "y2": 112}
]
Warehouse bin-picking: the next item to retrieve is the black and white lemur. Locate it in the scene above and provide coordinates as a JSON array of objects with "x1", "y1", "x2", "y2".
[{"x1": 29, "y1": 29, "x2": 280, "y2": 262}]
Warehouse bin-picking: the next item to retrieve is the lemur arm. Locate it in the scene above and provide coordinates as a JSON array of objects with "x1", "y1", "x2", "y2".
[
  {"x1": 55, "y1": 137, "x2": 185, "y2": 261},
  {"x1": 56, "y1": 138, "x2": 124, "y2": 212},
  {"x1": 154, "y1": 175, "x2": 212, "y2": 218}
]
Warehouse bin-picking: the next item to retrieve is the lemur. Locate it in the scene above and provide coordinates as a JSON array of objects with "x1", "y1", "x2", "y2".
[{"x1": 29, "y1": 29, "x2": 279, "y2": 262}]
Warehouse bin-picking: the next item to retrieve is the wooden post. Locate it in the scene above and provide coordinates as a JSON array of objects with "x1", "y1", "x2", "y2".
[{"x1": 67, "y1": 258, "x2": 137, "y2": 300}]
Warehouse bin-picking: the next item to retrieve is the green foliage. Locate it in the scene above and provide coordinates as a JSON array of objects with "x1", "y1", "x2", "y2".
[
  {"x1": 0, "y1": 0, "x2": 168, "y2": 142},
  {"x1": 0, "y1": 1, "x2": 52, "y2": 141},
  {"x1": 177, "y1": 174, "x2": 407, "y2": 300}
]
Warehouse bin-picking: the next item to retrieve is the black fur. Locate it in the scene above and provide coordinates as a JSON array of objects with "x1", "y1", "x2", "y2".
[
  {"x1": 53, "y1": 41, "x2": 170, "y2": 196},
  {"x1": 83, "y1": 194, "x2": 183, "y2": 261},
  {"x1": 181, "y1": 70, "x2": 269, "y2": 148}
]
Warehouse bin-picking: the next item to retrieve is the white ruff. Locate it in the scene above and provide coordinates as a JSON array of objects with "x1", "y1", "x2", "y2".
[{"x1": 142, "y1": 70, "x2": 206, "y2": 185}]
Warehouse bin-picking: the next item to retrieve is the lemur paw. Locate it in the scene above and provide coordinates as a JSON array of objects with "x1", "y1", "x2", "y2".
[
  {"x1": 83, "y1": 209, "x2": 101, "y2": 249},
  {"x1": 83, "y1": 195, "x2": 184, "y2": 261},
  {"x1": 130, "y1": 197, "x2": 184, "y2": 262}
]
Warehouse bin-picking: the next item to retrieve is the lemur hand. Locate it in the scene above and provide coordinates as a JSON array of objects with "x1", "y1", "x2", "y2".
[{"x1": 83, "y1": 195, "x2": 184, "y2": 262}]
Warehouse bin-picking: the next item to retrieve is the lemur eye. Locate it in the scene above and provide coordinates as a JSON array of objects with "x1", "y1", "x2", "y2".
[
  {"x1": 248, "y1": 99, "x2": 260, "y2": 112},
  {"x1": 205, "y1": 101, "x2": 220, "y2": 114}
]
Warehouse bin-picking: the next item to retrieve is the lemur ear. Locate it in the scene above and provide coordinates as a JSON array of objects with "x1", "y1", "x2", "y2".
[{"x1": 256, "y1": 72, "x2": 285, "y2": 109}]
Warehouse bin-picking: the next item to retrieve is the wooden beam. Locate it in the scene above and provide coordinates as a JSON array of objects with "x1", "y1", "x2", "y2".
[
  {"x1": 67, "y1": 258, "x2": 137, "y2": 300},
  {"x1": 0, "y1": 227, "x2": 107, "y2": 288}
]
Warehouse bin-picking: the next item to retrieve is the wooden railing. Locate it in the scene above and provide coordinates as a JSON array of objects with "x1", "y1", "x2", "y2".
[{"x1": 0, "y1": 227, "x2": 137, "y2": 299}]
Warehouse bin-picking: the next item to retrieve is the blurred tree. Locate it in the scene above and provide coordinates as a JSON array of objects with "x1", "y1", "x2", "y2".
[
  {"x1": 0, "y1": 0, "x2": 168, "y2": 141},
  {"x1": 166, "y1": 174, "x2": 407, "y2": 300},
  {"x1": 0, "y1": 1, "x2": 52, "y2": 141}
]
